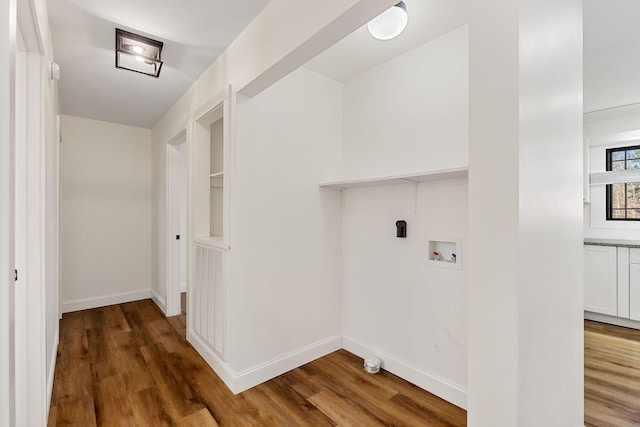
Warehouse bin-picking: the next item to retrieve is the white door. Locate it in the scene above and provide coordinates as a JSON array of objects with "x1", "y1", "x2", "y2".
[
  {"x1": 0, "y1": 0, "x2": 16, "y2": 422},
  {"x1": 14, "y1": 49, "x2": 47, "y2": 426},
  {"x1": 165, "y1": 131, "x2": 187, "y2": 317},
  {"x1": 584, "y1": 245, "x2": 618, "y2": 316}
]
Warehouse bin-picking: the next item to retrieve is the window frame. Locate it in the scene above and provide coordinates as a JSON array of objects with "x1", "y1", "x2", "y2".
[{"x1": 606, "y1": 144, "x2": 640, "y2": 221}]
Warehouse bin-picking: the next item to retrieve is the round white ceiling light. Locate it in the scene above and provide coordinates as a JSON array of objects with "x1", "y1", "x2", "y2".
[{"x1": 367, "y1": 2, "x2": 408, "y2": 41}]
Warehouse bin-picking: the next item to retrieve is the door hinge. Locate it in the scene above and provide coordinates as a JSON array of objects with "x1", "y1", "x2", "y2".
[{"x1": 14, "y1": 269, "x2": 18, "y2": 282}]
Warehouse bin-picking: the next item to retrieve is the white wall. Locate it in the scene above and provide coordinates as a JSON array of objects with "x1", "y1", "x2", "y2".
[
  {"x1": 584, "y1": 104, "x2": 640, "y2": 240},
  {"x1": 584, "y1": 43, "x2": 640, "y2": 113},
  {"x1": 342, "y1": 180, "x2": 468, "y2": 407},
  {"x1": 60, "y1": 115, "x2": 152, "y2": 312},
  {"x1": 468, "y1": 0, "x2": 583, "y2": 425},
  {"x1": 342, "y1": 25, "x2": 468, "y2": 179},
  {"x1": 339, "y1": 25, "x2": 469, "y2": 408},
  {"x1": 229, "y1": 66, "x2": 343, "y2": 371}
]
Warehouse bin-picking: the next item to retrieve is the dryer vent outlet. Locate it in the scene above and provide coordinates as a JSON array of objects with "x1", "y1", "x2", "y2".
[{"x1": 364, "y1": 356, "x2": 382, "y2": 374}]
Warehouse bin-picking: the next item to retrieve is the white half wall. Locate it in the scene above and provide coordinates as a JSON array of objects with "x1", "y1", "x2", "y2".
[
  {"x1": 341, "y1": 25, "x2": 468, "y2": 179},
  {"x1": 229, "y1": 66, "x2": 343, "y2": 372},
  {"x1": 60, "y1": 115, "x2": 152, "y2": 312}
]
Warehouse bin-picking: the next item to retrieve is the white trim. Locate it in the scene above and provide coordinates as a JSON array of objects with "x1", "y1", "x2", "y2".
[
  {"x1": 343, "y1": 336, "x2": 468, "y2": 410},
  {"x1": 233, "y1": 335, "x2": 342, "y2": 394},
  {"x1": 16, "y1": 0, "x2": 41, "y2": 53},
  {"x1": 62, "y1": 289, "x2": 151, "y2": 313},
  {"x1": 193, "y1": 92, "x2": 226, "y2": 124},
  {"x1": 151, "y1": 290, "x2": 167, "y2": 314},
  {"x1": 188, "y1": 330, "x2": 236, "y2": 391},
  {"x1": 585, "y1": 311, "x2": 640, "y2": 330},
  {"x1": 188, "y1": 331, "x2": 341, "y2": 395},
  {"x1": 46, "y1": 326, "x2": 58, "y2": 417},
  {"x1": 179, "y1": 283, "x2": 187, "y2": 293}
]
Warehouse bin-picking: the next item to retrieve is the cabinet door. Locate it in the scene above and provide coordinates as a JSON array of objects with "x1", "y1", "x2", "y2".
[
  {"x1": 584, "y1": 246, "x2": 617, "y2": 316},
  {"x1": 630, "y1": 263, "x2": 640, "y2": 321}
]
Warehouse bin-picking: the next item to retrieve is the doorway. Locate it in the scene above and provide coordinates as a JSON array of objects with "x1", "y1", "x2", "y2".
[{"x1": 165, "y1": 131, "x2": 188, "y2": 317}]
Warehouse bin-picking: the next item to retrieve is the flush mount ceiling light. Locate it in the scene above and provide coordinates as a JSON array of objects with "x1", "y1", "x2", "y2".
[
  {"x1": 115, "y1": 28, "x2": 164, "y2": 78},
  {"x1": 367, "y1": 2, "x2": 408, "y2": 41}
]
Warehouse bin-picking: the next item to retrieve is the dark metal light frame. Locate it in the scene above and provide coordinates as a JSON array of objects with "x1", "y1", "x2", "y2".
[{"x1": 115, "y1": 28, "x2": 164, "y2": 78}]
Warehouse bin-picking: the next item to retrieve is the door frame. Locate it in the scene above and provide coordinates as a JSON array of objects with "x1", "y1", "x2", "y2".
[{"x1": 0, "y1": 0, "x2": 17, "y2": 423}]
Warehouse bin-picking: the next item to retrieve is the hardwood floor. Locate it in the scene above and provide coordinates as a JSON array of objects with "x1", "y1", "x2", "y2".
[
  {"x1": 48, "y1": 299, "x2": 467, "y2": 426},
  {"x1": 585, "y1": 320, "x2": 640, "y2": 427}
]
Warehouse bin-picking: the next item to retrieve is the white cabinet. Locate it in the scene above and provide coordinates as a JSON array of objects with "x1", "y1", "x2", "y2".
[
  {"x1": 630, "y1": 249, "x2": 640, "y2": 321},
  {"x1": 584, "y1": 245, "x2": 618, "y2": 316}
]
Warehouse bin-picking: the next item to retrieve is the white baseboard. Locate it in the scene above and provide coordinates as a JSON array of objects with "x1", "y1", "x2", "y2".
[
  {"x1": 187, "y1": 332, "x2": 465, "y2": 409},
  {"x1": 188, "y1": 330, "x2": 236, "y2": 391},
  {"x1": 188, "y1": 332, "x2": 342, "y2": 395},
  {"x1": 151, "y1": 290, "x2": 167, "y2": 315},
  {"x1": 343, "y1": 336, "x2": 468, "y2": 410},
  {"x1": 46, "y1": 326, "x2": 59, "y2": 419},
  {"x1": 585, "y1": 311, "x2": 640, "y2": 329},
  {"x1": 233, "y1": 335, "x2": 342, "y2": 394},
  {"x1": 62, "y1": 289, "x2": 151, "y2": 313}
]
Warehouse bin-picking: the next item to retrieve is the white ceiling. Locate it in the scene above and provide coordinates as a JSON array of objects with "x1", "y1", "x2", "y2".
[
  {"x1": 306, "y1": 0, "x2": 640, "y2": 115},
  {"x1": 47, "y1": 0, "x2": 270, "y2": 128},
  {"x1": 47, "y1": 0, "x2": 634, "y2": 128},
  {"x1": 305, "y1": 0, "x2": 469, "y2": 82},
  {"x1": 584, "y1": 0, "x2": 640, "y2": 112}
]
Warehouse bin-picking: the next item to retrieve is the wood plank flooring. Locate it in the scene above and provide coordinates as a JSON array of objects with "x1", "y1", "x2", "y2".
[
  {"x1": 48, "y1": 299, "x2": 467, "y2": 426},
  {"x1": 46, "y1": 300, "x2": 640, "y2": 426},
  {"x1": 585, "y1": 320, "x2": 640, "y2": 427}
]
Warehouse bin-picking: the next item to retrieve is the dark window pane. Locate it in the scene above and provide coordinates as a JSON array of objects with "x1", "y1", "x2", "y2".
[
  {"x1": 628, "y1": 183, "x2": 640, "y2": 208},
  {"x1": 629, "y1": 160, "x2": 640, "y2": 169},
  {"x1": 627, "y1": 149, "x2": 640, "y2": 160},
  {"x1": 611, "y1": 209, "x2": 626, "y2": 219},
  {"x1": 612, "y1": 183, "x2": 626, "y2": 209},
  {"x1": 612, "y1": 160, "x2": 626, "y2": 171},
  {"x1": 612, "y1": 151, "x2": 625, "y2": 161}
]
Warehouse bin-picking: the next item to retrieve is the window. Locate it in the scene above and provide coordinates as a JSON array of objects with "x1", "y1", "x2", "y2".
[{"x1": 606, "y1": 145, "x2": 640, "y2": 220}]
